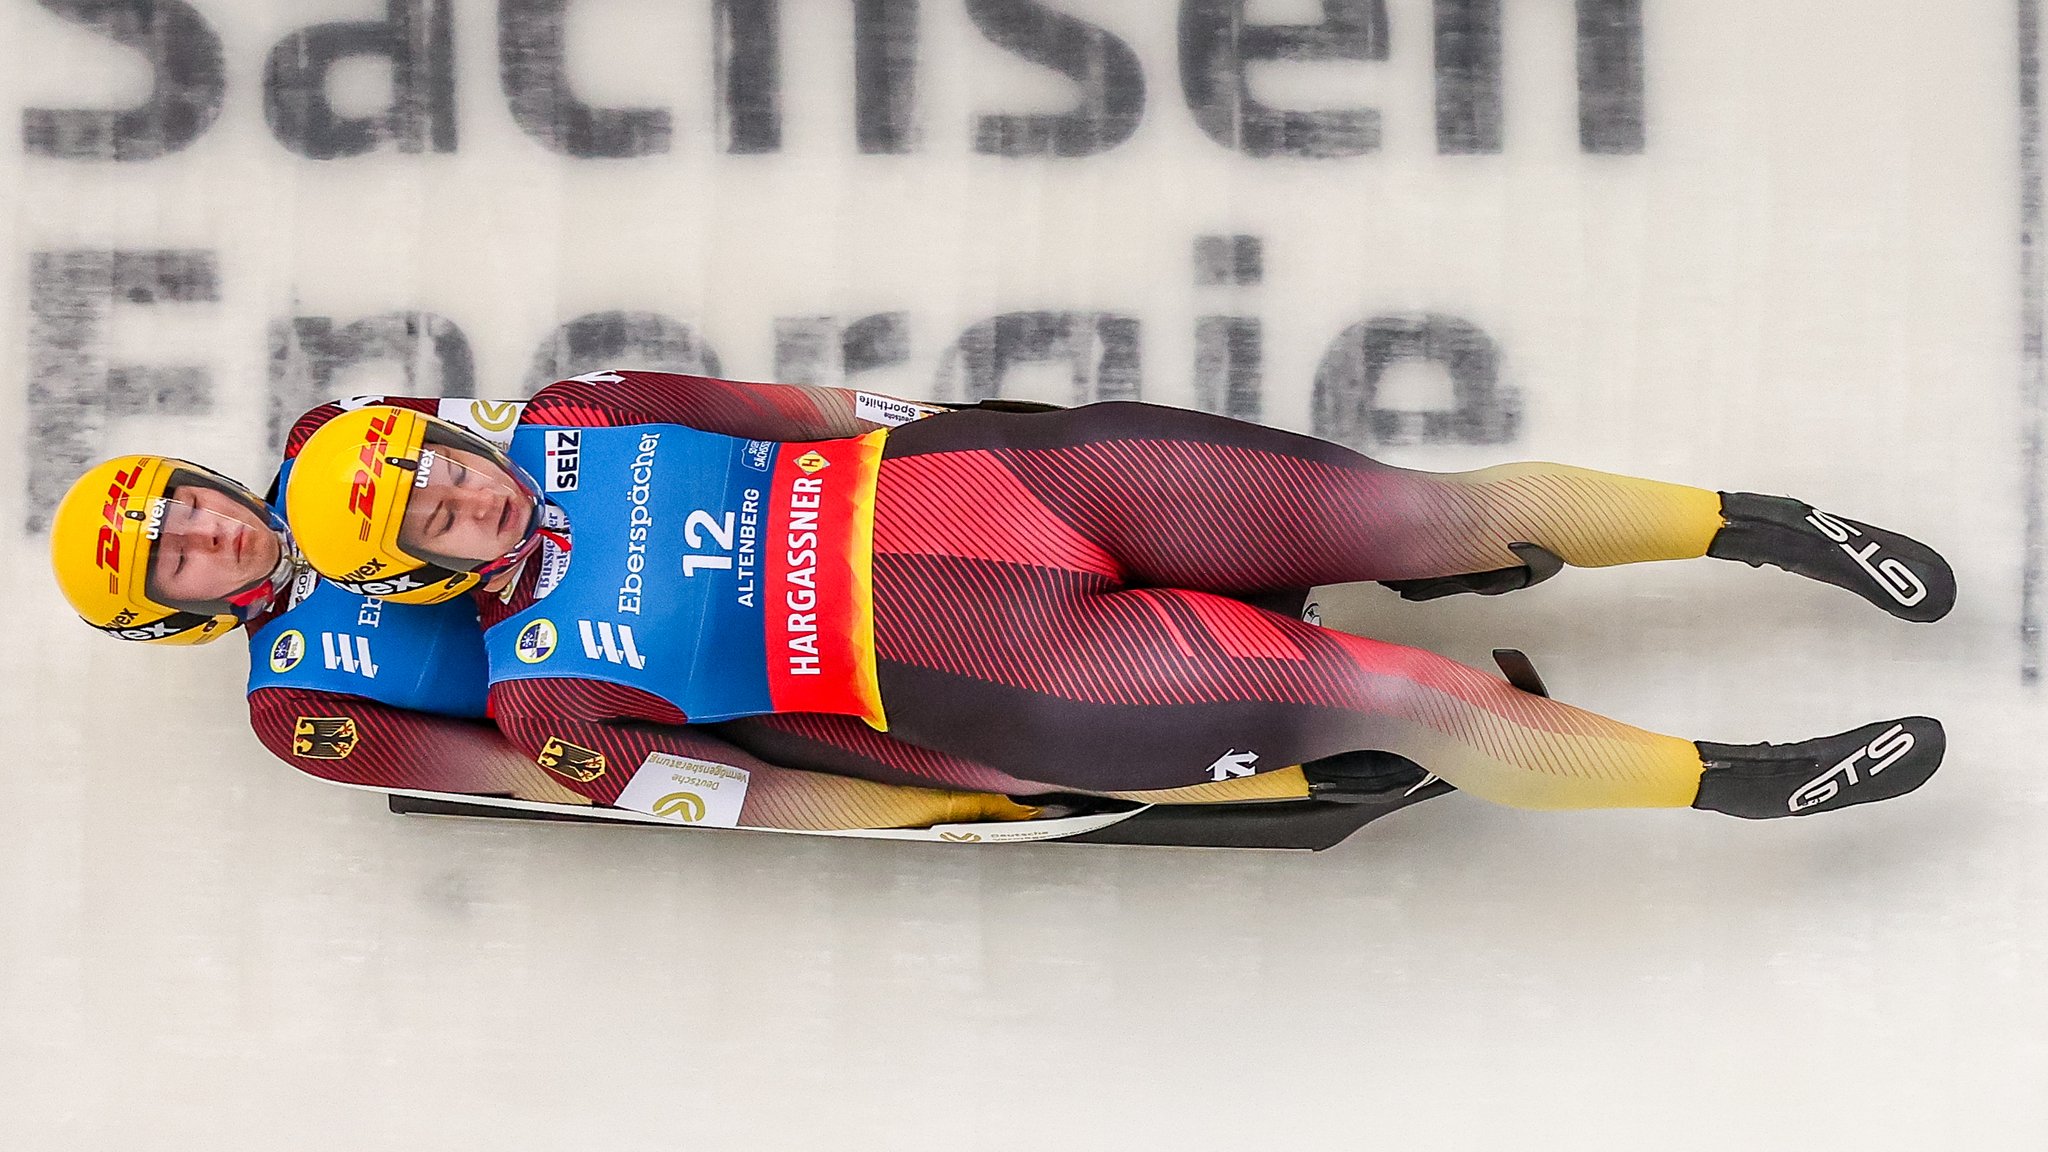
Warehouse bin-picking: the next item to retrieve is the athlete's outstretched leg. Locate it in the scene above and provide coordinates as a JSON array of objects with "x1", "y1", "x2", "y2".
[
  {"x1": 884, "y1": 403, "x2": 1953, "y2": 621},
  {"x1": 872, "y1": 576, "x2": 1944, "y2": 817}
]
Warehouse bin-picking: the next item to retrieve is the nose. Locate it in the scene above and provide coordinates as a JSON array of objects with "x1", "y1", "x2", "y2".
[
  {"x1": 182, "y1": 519, "x2": 229, "y2": 554},
  {"x1": 459, "y1": 485, "x2": 498, "y2": 521}
]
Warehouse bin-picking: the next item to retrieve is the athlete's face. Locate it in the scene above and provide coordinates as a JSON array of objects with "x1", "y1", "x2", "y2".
[
  {"x1": 150, "y1": 484, "x2": 284, "y2": 606},
  {"x1": 400, "y1": 446, "x2": 531, "y2": 563}
]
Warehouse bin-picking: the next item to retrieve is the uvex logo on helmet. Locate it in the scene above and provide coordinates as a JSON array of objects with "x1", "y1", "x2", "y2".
[
  {"x1": 348, "y1": 411, "x2": 402, "y2": 542},
  {"x1": 93, "y1": 462, "x2": 147, "y2": 591}
]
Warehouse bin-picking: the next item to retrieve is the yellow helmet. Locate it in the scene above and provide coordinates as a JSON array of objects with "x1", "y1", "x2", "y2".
[
  {"x1": 285, "y1": 405, "x2": 543, "y2": 605},
  {"x1": 49, "y1": 455, "x2": 296, "y2": 645}
]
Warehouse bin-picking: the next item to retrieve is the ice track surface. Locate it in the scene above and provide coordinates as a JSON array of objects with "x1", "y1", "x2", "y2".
[{"x1": 2, "y1": 1, "x2": 2043, "y2": 1148}]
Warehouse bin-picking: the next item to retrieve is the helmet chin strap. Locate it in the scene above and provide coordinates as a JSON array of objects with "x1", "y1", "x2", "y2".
[
  {"x1": 468, "y1": 493, "x2": 560, "y2": 587},
  {"x1": 222, "y1": 535, "x2": 299, "y2": 620}
]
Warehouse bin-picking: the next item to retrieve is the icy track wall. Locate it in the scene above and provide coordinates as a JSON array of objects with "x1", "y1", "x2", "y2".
[
  {"x1": 0, "y1": 1, "x2": 2015, "y2": 674},
  {"x1": 7, "y1": 0, "x2": 1658, "y2": 513},
  {"x1": 0, "y1": 2, "x2": 2038, "y2": 1149}
]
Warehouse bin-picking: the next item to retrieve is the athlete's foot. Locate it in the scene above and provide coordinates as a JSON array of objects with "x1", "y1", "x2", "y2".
[
  {"x1": 1691, "y1": 716, "x2": 1944, "y2": 819},
  {"x1": 1707, "y1": 493, "x2": 1955, "y2": 622},
  {"x1": 1380, "y1": 542, "x2": 1564, "y2": 603}
]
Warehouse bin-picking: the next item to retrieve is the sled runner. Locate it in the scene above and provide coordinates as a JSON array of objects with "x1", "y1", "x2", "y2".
[
  {"x1": 365, "y1": 649, "x2": 1553, "y2": 849},
  {"x1": 382, "y1": 780, "x2": 1454, "y2": 851}
]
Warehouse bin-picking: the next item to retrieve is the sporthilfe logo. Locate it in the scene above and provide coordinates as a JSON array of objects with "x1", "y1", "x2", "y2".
[
  {"x1": 516, "y1": 619, "x2": 558, "y2": 663},
  {"x1": 1787, "y1": 723, "x2": 1916, "y2": 813},
  {"x1": 348, "y1": 410, "x2": 402, "y2": 542},
  {"x1": 1805, "y1": 510, "x2": 1928, "y2": 608},
  {"x1": 269, "y1": 629, "x2": 306, "y2": 673}
]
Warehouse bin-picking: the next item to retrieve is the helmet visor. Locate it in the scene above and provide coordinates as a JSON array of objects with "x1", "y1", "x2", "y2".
[
  {"x1": 396, "y1": 445, "x2": 539, "y2": 572},
  {"x1": 141, "y1": 476, "x2": 292, "y2": 619}
]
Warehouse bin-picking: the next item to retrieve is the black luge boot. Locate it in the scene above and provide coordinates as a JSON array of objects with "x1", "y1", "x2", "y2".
[
  {"x1": 1692, "y1": 716, "x2": 1944, "y2": 819},
  {"x1": 1707, "y1": 493, "x2": 1955, "y2": 623},
  {"x1": 1301, "y1": 750, "x2": 1447, "y2": 802},
  {"x1": 1380, "y1": 542, "x2": 1565, "y2": 603}
]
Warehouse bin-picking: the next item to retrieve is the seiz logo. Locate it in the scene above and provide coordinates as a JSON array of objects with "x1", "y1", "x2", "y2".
[
  {"x1": 578, "y1": 620, "x2": 645, "y2": 669},
  {"x1": 348, "y1": 410, "x2": 402, "y2": 542},
  {"x1": 320, "y1": 632, "x2": 379, "y2": 678},
  {"x1": 544, "y1": 430, "x2": 581, "y2": 492},
  {"x1": 1806, "y1": 510, "x2": 1928, "y2": 608},
  {"x1": 93, "y1": 461, "x2": 148, "y2": 590},
  {"x1": 1788, "y1": 723, "x2": 1916, "y2": 813}
]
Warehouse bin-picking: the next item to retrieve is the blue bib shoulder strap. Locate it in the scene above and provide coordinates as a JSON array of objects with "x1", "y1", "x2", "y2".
[{"x1": 246, "y1": 576, "x2": 491, "y2": 718}]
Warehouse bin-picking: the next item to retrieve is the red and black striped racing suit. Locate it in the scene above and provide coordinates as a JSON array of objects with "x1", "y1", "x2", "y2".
[{"x1": 483, "y1": 372, "x2": 1725, "y2": 811}]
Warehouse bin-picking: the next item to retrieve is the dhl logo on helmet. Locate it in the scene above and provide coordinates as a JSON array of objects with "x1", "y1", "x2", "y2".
[
  {"x1": 348, "y1": 410, "x2": 402, "y2": 542},
  {"x1": 93, "y1": 461, "x2": 147, "y2": 592}
]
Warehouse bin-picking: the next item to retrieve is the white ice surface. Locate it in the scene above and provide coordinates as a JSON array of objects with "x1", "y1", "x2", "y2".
[{"x1": 1, "y1": 2, "x2": 2043, "y2": 1149}]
